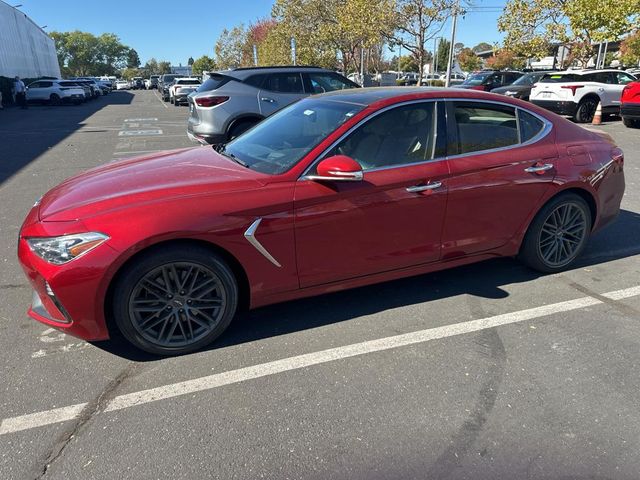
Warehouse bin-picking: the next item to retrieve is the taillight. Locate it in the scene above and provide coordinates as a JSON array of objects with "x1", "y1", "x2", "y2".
[
  {"x1": 561, "y1": 85, "x2": 584, "y2": 95},
  {"x1": 195, "y1": 96, "x2": 229, "y2": 107}
]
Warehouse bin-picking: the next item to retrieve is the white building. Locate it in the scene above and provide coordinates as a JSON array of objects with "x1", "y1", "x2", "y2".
[{"x1": 0, "y1": 1, "x2": 60, "y2": 78}]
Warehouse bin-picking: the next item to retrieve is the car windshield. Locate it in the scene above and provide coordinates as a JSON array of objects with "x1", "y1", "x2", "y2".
[
  {"x1": 512, "y1": 73, "x2": 543, "y2": 86},
  {"x1": 223, "y1": 98, "x2": 365, "y2": 175},
  {"x1": 462, "y1": 73, "x2": 492, "y2": 85}
]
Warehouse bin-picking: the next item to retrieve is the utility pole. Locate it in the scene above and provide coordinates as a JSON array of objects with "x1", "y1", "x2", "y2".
[{"x1": 445, "y1": 1, "x2": 459, "y2": 88}]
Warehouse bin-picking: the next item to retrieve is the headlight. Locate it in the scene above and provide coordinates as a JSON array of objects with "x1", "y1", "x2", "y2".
[{"x1": 26, "y1": 233, "x2": 109, "y2": 265}]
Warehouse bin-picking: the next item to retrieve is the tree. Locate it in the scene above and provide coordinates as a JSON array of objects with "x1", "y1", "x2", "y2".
[
  {"x1": 398, "y1": 55, "x2": 419, "y2": 72},
  {"x1": 158, "y1": 61, "x2": 172, "y2": 74},
  {"x1": 127, "y1": 48, "x2": 140, "y2": 68},
  {"x1": 436, "y1": 38, "x2": 450, "y2": 73},
  {"x1": 457, "y1": 47, "x2": 482, "y2": 71},
  {"x1": 188, "y1": 56, "x2": 194, "y2": 66},
  {"x1": 485, "y1": 49, "x2": 526, "y2": 70},
  {"x1": 215, "y1": 25, "x2": 250, "y2": 69},
  {"x1": 49, "y1": 30, "x2": 130, "y2": 76},
  {"x1": 142, "y1": 57, "x2": 159, "y2": 76},
  {"x1": 472, "y1": 42, "x2": 493, "y2": 53},
  {"x1": 620, "y1": 31, "x2": 640, "y2": 67},
  {"x1": 386, "y1": 0, "x2": 457, "y2": 84},
  {"x1": 121, "y1": 67, "x2": 141, "y2": 80},
  {"x1": 498, "y1": 0, "x2": 640, "y2": 66},
  {"x1": 191, "y1": 55, "x2": 217, "y2": 75}
]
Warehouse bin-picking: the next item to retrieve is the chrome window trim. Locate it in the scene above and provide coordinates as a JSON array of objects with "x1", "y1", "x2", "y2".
[{"x1": 297, "y1": 97, "x2": 553, "y2": 180}]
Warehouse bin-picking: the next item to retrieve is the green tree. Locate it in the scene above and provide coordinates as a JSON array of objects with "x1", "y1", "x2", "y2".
[
  {"x1": 386, "y1": 0, "x2": 458, "y2": 84},
  {"x1": 215, "y1": 25, "x2": 250, "y2": 69},
  {"x1": 436, "y1": 38, "x2": 450, "y2": 73},
  {"x1": 158, "y1": 61, "x2": 172, "y2": 74},
  {"x1": 49, "y1": 30, "x2": 130, "y2": 76},
  {"x1": 498, "y1": 0, "x2": 640, "y2": 66},
  {"x1": 398, "y1": 55, "x2": 419, "y2": 72},
  {"x1": 142, "y1": 58, "x2": 159, "y2": 76},
  {"x1": 472, "y1": 42, "x2": 493, "y2": 53},
  {"x1": 485, "y1": 49, "x2": 526, "y2": 70},
  {"x1": 127, "y1": 48, "x2": 140, "y2": 68},
  {"x1": 188, "y1": 56, "x2": 195, "y2": 66},
  {"x1": 457, "y1": 47, "x2": 482, "y2": 71},
  {"x1": 121, "y1": 67, "x2": 140, "y2": 80},
  {"x1": 191, "y1": 55, "x2": 217, "y2": 75},
  {"x1": 620, "y1": 31, "x2": 640, "y2": 66}
]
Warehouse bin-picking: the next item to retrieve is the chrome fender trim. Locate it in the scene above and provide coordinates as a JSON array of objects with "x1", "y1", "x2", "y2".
[{"x1": 244, "y1": 218, "x2": 282, "y2": 267}]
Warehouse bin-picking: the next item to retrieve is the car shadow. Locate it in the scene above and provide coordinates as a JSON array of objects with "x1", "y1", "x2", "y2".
[
  {"x1": 0, "y1": 92, "x2": 134, "y2": 187},
  {"x1": 96, "y1": 209, "x2": 640, "y2": 361}
]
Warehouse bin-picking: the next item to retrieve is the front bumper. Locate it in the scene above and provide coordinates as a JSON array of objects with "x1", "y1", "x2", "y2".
[
  {"x1": 621, "y1": 103, "x2": 640, "y2": 120},
  {"x1": 531, "y1": 99, "x2": 577, "y2": 117}
]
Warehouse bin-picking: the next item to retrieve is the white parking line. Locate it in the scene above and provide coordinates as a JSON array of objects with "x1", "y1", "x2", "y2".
[
  {"x1": 153, "y1": 91, "x2": 168, "y2": 109},
  {"x1": 2, "y1": 285, "x2": 639, "y2": 436}
]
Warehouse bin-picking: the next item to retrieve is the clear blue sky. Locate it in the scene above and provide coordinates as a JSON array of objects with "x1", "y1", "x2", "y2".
[{"x1": 18, "y1": 0, "x2": 506, "y2": 65}]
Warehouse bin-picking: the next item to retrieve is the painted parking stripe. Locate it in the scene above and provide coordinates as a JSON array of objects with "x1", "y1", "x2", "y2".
[
  {"x1": 2, "y1": 285, "x2": 639, "y2": 436},
  {"x1": 118, "y1": 129, "x2": 163, "y2": 137},
  {"x1": 124, "y1": 118, "x2": 158, "y2": 122}
]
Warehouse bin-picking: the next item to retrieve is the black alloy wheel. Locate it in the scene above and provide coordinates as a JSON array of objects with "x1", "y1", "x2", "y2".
[
  {"x1": 575, "y1": 97, "x2": 598, "y2": 123},
  {"x1": 519, "y1": 193, "x2": 591, "y2": 273},
  {"x1": 113, "y1": 246, "x2": 238, "y2": 355}
]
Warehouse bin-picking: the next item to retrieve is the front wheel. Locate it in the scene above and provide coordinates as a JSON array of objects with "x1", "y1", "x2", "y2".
[
  {"x1": 623, "y1": 117, "x2": 639, "y2": 128},
  {"x1": 112, "y1": 245, "x2": 239, "y2": 356},
  {"x1": 519, "y1": 193, "x2": 592, "y2": 273}
]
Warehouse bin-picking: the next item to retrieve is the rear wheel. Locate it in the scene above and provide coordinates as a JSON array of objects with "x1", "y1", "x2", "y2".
[
  {"x1": 49, "y1": 93, "x2": 61, "y2": 106},
  {"x1": 228, "y1": 120, "x2": 258, "y2": 140},
  {"x1": 519, "y1": 193, "x2": 591, "y2": 273},
  {"x1": 623, "y1": 117, "x2": 639, "y2": 128},
  {"x1": 574, "y1": 97, "x2": 598, "y2": 123},
  {"x1": 112, "y1": 245, "x2": 239, "y2": 356}
]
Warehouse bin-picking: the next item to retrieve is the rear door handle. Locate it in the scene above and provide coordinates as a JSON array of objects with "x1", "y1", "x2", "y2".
[
  {"x1": 260, "y1": 97, "x2": 275, "y2": 103},
  {"x1": 524, "y1": 163, "x2": 554, "y2": 173},
  {"x1": 406, "y1": 181, "x2": 442, "y2": 193}
]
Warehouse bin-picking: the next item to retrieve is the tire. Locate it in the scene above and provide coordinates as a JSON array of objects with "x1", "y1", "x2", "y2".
[
  {"x1": 574, "y1": 97, "x2": 599, "y2": 123},
  {"x1": 228, "y1": 120, "x2": 258, "y2": 140},
  {"x1": 622, "y1": 117, "x2": 639, "y2": 128},
  {"x1": 112, "y1": 245, "x2": 239, "y2": 356},
  {"x1": 174, "y1": 99, "x2": 180, "y2": 106},
  {"x1": 519, "y1": 193, "x2": 592, "y2": 273},
  {"x1": 49, "y1": 93, "x2": 61, "y2": 106}
]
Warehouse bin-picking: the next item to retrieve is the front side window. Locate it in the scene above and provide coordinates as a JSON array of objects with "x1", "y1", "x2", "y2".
[
  {"x1": 453, "y1": 102, "x2": 518, "y2": 154},
  {"x1": 615, "y1": 72, "x2": 635, "y2": 85},
  {"x1": 263, "y1": 73, "x2": 304, "y2": 93},
  {"x1": 462, "y1": 73, "x2": 492, "y2": 86},
  {"x1": 326, "y1": 102, "x2": 437, "y2": 171},
  {"x1": 223, "y1": 98, "x2": 364, "y2": 175},
  {"x1": 307, "y1": 73, "x2": 358, "y2": 94}
]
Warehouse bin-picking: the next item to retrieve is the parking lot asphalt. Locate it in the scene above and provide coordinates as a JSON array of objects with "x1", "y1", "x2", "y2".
[{"x1": 1, "y1": 90, "x2": 640, "y2": 480}]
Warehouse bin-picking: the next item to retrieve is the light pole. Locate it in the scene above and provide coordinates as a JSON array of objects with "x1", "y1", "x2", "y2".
[
  {"x1": 445, "y1": 1, "x2": 459, "y2": 88},
  {"x1": 432, "y1": 36, "x2": 442, "y2": 86}
]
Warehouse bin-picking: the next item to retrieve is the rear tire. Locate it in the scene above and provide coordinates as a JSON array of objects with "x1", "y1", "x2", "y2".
[
  {"x1": 228, "y1": 120, "x2": 258, "y2": 140},
  {"x1": 574, "y1": 97, "x2": 599, "y2": 123},
  {"x1": 519, "y1": 193, "x2": 592, "y2": 273},
  {"x1": 112, "y1": 245, "x2": 239, "y2": 356},
  {"x1": 623, "y1": 117, "x2": 639, "y2": 128},
  {"x1": 49, "y1": 93, "x2": 61, "y2": 106}
]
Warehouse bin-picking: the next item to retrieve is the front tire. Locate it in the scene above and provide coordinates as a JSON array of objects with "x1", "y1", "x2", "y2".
[
  {"x1": 623, "y1": 117, "x2": 639, "y2": 128},
  {"x1": 112, "y1": 245, "x2": 239, "y2": 356},
  {"x1": 519, "y1": 193, "x2": 592, "y2": 273}
]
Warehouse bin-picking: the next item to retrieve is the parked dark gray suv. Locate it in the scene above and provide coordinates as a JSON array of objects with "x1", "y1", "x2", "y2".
[
  {"x1": 158, "y1": 74, "x2": 181, "y2": 101},
  {"x1": 187, "y1": 66, "x2": 359, "y2": 145}
]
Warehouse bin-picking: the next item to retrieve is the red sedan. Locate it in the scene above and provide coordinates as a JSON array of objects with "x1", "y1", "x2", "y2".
[
  {"x1": 18, "y1": 88, "x2": 625, "y2": 355},
  {"x1": 621, "y1": 80, "x2": 640, "y2": 128}
]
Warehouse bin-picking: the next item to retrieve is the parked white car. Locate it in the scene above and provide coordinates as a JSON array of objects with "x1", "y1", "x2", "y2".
[
  {"x1": 25, "y1": 80, "x2": 85, "y2": 105},
  {"x1": 169, "y1": 77, "x2": 201, "y2": 106},
  {"x1": 115, "y1": 80, "x2": 129, "y2": 90},
  {"x1": 530, "y1": 69, "x2": 637, "y2": 123}
]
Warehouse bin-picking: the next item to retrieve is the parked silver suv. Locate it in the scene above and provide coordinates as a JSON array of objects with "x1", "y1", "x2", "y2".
[{"x1": 187, "y1": 66, "x2": 359, "y2": 144}]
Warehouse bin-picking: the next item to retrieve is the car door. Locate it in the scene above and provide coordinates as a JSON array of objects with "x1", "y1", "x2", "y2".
[
  {"x1": 611, "y1": 72, "x2": 636, "y2": 107},
  {"x1": 441, "y1": 100, "x2": 557, "y2": 258},
  {"x1": 26, "y1": 81, "x2": 46, "y2": 101},
  {"x1": 294, "y1": 101, "x2": 449, "y2": 287},
  {"x1": 258, "y1": 73, "x2": 307, "y2": 117}
]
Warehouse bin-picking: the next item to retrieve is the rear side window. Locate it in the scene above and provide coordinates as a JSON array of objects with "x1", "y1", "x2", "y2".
[
  {"x1": 197, "y1": 75, "x2": 230, "y2": 93},
  {"x1": 518, "y1": 110, "x2": 545, "y2": 143},
  {"x1": 263, "y1": 73, "x2": 304, "y2": 93},
  {"x1": 584, "y1": 72, "x2": 613, "y2": 84},
  {"x1": 40, "y1": 81, "x2": 53, "y2": 88},
  {"x1": 244, "y1": 74, "x2": 268, "y2": 88},
  {"x1": 453, "y1": 102, "x2": 519, "y2": 154},
  {"x1": 306, "y1": 72, "x2": 358, "y2": 93}
]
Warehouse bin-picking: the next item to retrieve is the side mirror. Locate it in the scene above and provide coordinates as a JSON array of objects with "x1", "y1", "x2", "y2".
[{"x1": 305, "y1": 155, "x2": 363, "y2": 182}]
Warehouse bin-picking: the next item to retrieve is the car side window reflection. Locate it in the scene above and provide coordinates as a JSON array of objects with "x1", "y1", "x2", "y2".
[
  {"x1": 453, "y1": 102, "x2": 519, "y2": 154},
  {"x1": 327, "y1": 103, "x2": 437, "y2": 171}
]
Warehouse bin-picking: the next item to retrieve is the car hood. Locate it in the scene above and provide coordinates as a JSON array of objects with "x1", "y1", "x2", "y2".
[
  {"x1": 38, "y1": 147, "x2": 268, "y2": 221},
  {"x1": 491, "y1": 85, "x2": 529, "y2": 94}
]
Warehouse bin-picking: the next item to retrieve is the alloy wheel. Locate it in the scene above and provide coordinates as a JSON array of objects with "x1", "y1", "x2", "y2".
[
  {"x1": 577, "y1": 99, "x2": 597, "y2": 123},
  {"x1": 128, "y1": 262, "x2": 227, "y2": 348},
  {"x1": 537, "y1": 202, "x2": 587, "y2": 268}
]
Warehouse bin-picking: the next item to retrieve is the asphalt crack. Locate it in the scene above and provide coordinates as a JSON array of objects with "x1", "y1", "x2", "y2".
[
  {"x1": 559, "y1": 276, "x2": 640, "y2": 318},
  {"x1": 34, "y1": 362, "x2": 140, "y2": 479}
]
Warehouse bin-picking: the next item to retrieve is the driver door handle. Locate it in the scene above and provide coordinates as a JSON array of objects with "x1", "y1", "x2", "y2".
[
  {"x1": 524, "y1": 163, "x2": 554, "y2": 173},
  {"x1": 260, "y1": 97, "x2": 275, "y2": 103},
  {"x1": 406, "y1": 181, "x2": 442, "y2": 193}
]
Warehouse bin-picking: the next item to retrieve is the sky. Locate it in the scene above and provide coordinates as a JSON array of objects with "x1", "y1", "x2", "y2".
[{"x1": 16, "y1": 0, "x2": 508, "y2": 66}]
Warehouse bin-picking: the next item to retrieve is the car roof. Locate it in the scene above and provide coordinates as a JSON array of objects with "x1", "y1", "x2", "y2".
[
  {"x1": 218, "y1": 66, "x2": 332, "y2": 81},
  {"x1": 553, "y1": 69, "x2": 625, "y2": 75}
]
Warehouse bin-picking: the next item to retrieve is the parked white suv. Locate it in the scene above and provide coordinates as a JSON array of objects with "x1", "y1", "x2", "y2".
[
  {"x1": 26, "y1": 80, "x2": 85, "y2": 105},
  {"x1": 530, "y1": 69, "x2": 637, "y2": 123}
]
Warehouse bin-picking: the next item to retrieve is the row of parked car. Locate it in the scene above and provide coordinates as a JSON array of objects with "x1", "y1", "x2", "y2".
[{"x1": 24, "y1": 77, "x2": 113, "y2": 105}]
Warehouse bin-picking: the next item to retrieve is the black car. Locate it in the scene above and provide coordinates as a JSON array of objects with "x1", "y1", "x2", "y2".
[
  {"x1": 491, "y1": 71, "x2": 554, "y2": 101},
  {"x1": 456, "y1": 70, "x2": 524, "y2": 92},
  {"x1": 131, "y1": 77, "x2": 144, "y2": 90},
  {"x1": 158, "y1": 74, "x2": 181, "y2": 101}
]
